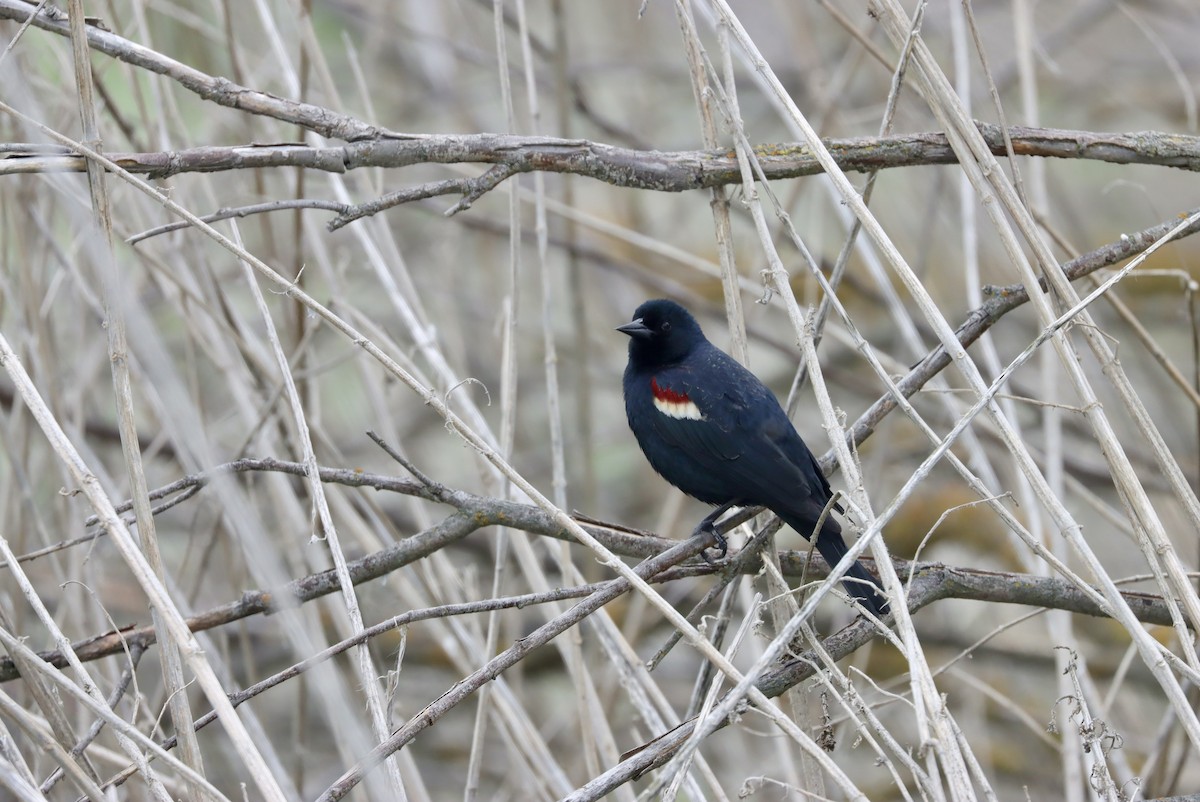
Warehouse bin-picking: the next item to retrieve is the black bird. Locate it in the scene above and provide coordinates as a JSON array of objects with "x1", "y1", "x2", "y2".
[{"x1": 618, "y1": 299, "x2": 889, "y2": 616}]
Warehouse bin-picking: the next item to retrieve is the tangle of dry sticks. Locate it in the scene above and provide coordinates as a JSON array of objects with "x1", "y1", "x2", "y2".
[{"x1": 5, "y1": 0, "x2": 1200, "y2": 799}]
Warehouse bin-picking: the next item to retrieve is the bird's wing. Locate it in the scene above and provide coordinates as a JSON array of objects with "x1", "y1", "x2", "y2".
[
  {"x1": 648, "y1": 353, "x2": 828, "y2": 507},
  {"x1": 755, "y1": 408, "x2": 841, "y2": 519},
  {"x1": 643, "y1": 370, "x2": 743, "y2": 462}
]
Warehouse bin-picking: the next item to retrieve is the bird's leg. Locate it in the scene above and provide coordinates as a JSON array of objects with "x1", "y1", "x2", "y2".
[{"x1": 693, "y1": 501, "x2": 736, "y2": 560}]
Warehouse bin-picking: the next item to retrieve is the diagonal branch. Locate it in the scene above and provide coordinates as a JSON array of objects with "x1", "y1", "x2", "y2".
[
  {"x1": 0, "y1": 0, "x2": 380, "y2": 141},
  {"x1": 837, "y1": 205, "x2": 1200, "y2": 465}
]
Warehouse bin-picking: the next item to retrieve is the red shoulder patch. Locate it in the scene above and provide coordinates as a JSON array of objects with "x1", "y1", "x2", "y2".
[
  {"x1": 651, "y1": 377, "x2": 690, "y2": 404},
  {"x1": 650, "y1": 377, "x2": 704, "y2": 420}
]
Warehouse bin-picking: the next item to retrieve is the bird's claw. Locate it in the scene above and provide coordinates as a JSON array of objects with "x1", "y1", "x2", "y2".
[{"x1": 694, "y1": 520, "x2": 727, "y2": 562}]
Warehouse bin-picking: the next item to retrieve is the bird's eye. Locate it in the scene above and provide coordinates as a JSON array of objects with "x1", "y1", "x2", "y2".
[{"x1": 660, "y1": 321, "x2": 671, "y2": 332}]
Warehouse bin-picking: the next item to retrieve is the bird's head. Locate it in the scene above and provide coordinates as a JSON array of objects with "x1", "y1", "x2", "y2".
[{"x1": 617, "y1": 299, "x2": 706, "y2": 367}]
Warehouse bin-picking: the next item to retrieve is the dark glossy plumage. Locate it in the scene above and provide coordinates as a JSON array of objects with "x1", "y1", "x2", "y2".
[{"x1": 618, "y1": 299, "x2": 889, "y2": 616}]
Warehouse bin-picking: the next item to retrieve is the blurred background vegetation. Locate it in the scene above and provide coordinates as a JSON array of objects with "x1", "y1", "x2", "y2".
[{"x1": 2, "y1": 1, "x2": 1200, "y2": 800}]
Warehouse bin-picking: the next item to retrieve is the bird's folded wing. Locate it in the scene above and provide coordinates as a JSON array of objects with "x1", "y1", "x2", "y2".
[{"x1": 648, "y1": 374, "x2": 823, "y2": 504}]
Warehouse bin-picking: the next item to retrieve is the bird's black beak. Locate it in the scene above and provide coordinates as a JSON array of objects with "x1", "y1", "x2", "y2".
[{"x1": 616, "y1": 318, "x2": 652, "y2": 339}]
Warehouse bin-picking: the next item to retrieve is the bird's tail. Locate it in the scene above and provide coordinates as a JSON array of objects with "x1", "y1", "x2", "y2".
[{"x1": 782, "y1": 513, "x2": 890, "y2": 616}]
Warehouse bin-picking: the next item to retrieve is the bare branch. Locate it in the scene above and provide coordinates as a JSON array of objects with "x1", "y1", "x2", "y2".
[{"x1": 2, "y1": 126, "x2": 1197, "y2": 190}]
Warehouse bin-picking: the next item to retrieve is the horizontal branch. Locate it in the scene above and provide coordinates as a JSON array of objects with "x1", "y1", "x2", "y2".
[
  {"x1": 3, "y1": 126, "x2": 1197, "y2": 191},
  {"x1": 9, "y1": 127, "x2": 1192, "y2": 233}
]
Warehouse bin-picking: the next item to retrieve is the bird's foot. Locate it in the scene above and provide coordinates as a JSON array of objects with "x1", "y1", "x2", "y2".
[
  {"x1": 688, "y1": 503, "x2": 736, "y2": 563},
  {"x1": 693, "y1": 517, "x2": 729, "y2": 562}
]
